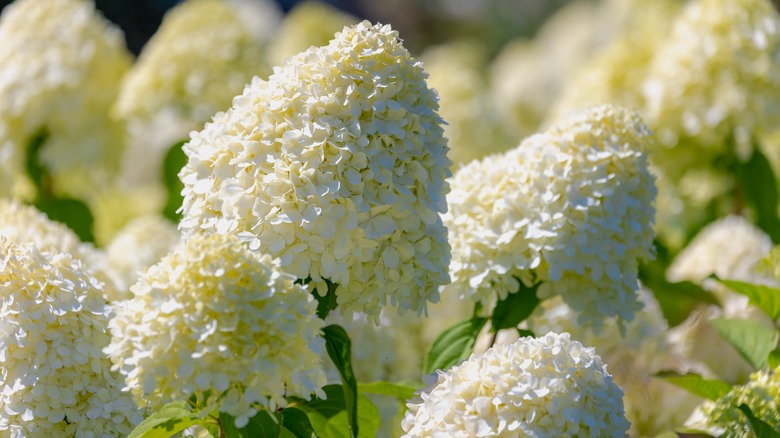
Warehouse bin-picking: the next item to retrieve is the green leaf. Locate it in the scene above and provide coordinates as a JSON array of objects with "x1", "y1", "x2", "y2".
[
  {"x1": 357, "y1": 381, "x2": 418, "y2": 402},
  {"x1": 35, "y1": 197, "x2": 95, "y2": 243},
  {"x1": 322, "y1": 324, "x2": 358, "y2": 437},
  {"x1": 711, "y1": 318, "x2": 780, "y2": 370},
  {"x1": 655, "y1": 372, "x2": 731, "y2": 401},
  {"x1": 24, "y1": 131, "x2": 48, "y2": 193},
  {"x1": 715, "y1": 278, "x2": 780, "y2": 321},
  {"x1": 279, "y1": 408, "x2": 315, "y2": 438},
  {"x1": 313, "y1": 279, "x2": 339, "y2": 319},
  {"x1": 639, "y1": 263, "x2": 720, "y2": 326},
  {"x1": 162, "y1": 140, "x2": 188, "y2": 224},
  {"x1": 128, "y1": 401, "x2": 205, "y2": 438},
  {"x1": 738, "y1": 404, "x2": 780, "y2": 438},
  {"x1": 490, "y1": 281, "x2": 540, "y2": 332},
  {"x1": 516, "y1": 329, "x2": 535, "y2": 338},
  {"x1": 295, "y1": 385, "x2": 380, "y2": 438},
  {"x1": 768, "y1": 349, "x2": 780, "y2": 369},
  {"x1": 220, "y1": 410, "x2": 279, "y2": 438},
  {"x1": 737, "y1": 146, "x2": 780, "y2": 244},
  {"x1": 423, "y1": 317, "x2": 488, "y2": 375}
]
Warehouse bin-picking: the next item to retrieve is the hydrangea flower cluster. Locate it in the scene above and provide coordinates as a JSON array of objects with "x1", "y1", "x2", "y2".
[
  {"x1": 444, "y1": 104, "x2": 656, "y2": 328},
  {"x1": 401, "y1": 332, "x2": 630, "y2": 437},
  {"x1": 0, "y1": 238, "x2": 142, "y2": 435},
  {"x1": 105, "y1": 232, "x2": 327, "y2": 428},
  {"x1": 0, "y1": 0, "x2": 131, "y2": 198},
  {"x1": 105, "y1": 215, "x2": 181, "y2": 295},
  {"x1": 179, "y1": 21, "x2": 452, "y2": 317},
  {"x1": 643, "y1": 0, "x2": 780, "y2": 153},
  {"x1": 525, "y1": 291, "x2": 701, "y2": 436},
  {"x1": 0, "y1": 199, "x2": 121, "y2": 301},
  {"x1": 686, "y1": 367, "x2": 780, "y2": 437}
]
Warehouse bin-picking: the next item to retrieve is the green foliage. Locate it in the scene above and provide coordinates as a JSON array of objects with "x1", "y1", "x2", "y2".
[
  {"x1": 737, "y1": 404, "x2": 780, "y2": 438},
  {"x1": 490, "y1": 281, "x2": 540, "y2": 333},
  {"x1": 128, "y1": 401, "x2": 205, "y2": 438},
  {"x1": 639, "y1": 259, "x2": 720, "y2": 327},
  {"x1": 655, "y1": 372, "x2": 731, "y2": 401},
  {"x1": 423, "y1": 317, "x2": 487, "y2": 374},
  {"x1": 768, "y1": 349, "x2": 780, "y2": 369},
  {"x1": 736, "y1": 146, "x2": 780, "y2": 244},
  {"x1": 711, "y1": 318, "x2": 779, "y2": 370},
  {"x1": 278, "y1": 408, "x2": 316, "y2": 438},
  {"x1": 313, "y1": 279, "x2": 339, "y2": 319},
  {"x1": 715, "y1": 278, "x2": 780, "y2": 321},
  {"x1": 162, "y1": 140, "x2": 188, "y2": 223},
  {"x1": 294, "y1": 385, "x2": 380, "y2": 438},
  {"x1": 322, "y1": 324, "x2": 358, "y2": 437},
  {"x1": 220, "y1": 410, "x2": 280, "y2": 438},
  {"x1": 357, "y1": 381, "x2": 418, "y2": 402}
]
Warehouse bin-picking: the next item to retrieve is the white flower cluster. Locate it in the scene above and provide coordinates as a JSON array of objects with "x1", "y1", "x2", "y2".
[
  {"x1": 179, "y1": 21, "x2": 452, "y2": 317},
  {"x1": 401, "y1": 332, "x2": 630, "y2": 437},
  {"x1": 0, "y1": 199, "x2": 121, "y2": 301},
  {"x1": 105, "y1": 232, "x2": 327, "y2": 428},
  {"x1": 444, "y1": 104, "x2": 656, "y2": 328},
  {"x1": 0, "y1": 0, "x2": 131, "y2": 197},
  {"x1": 643, "y1": 0, "x2": 780, "y2": 152},
  {"x1": 686, "y1": 367, "x2": 780, "y2": 437},
  {"x1": 525, "y1": 291, "x2": 701, "y2": 436},
  {"x1": 0, "y1": 238, "x2": 142, "y2": 435},
  {"x1": 105, "y1": 215, "x2": 181, "y2": 296}
]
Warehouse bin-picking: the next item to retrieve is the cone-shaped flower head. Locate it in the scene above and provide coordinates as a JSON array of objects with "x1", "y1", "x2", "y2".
[
  {"x1": 179, "y1": 21, "x2": 452, "y2": 317},
  {"x1": 0, "y1": 0, "x2": 131, "y2": 196},
  {"x1": 643, "y1": 0, "x2": 780, "y2": 152},
  {"x1": 0, "y1": 238, "x2": 142, "y2": 435},
  {"x1": 105, "y1": 232, "x2": 327, "y2": 428},
  {"x1": 686, "y1": 366, "x2": 780, "y2": 437},
  {"x1": 401, "y1": 332, "x2": 630, "y2": 437},
  {"x1": 444, "y1": 104, "x2": 656, "y2": 328}
]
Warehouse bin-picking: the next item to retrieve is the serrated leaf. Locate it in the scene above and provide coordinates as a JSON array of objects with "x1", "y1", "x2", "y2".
[
  {"x1": 655, "y1": 372, "x2": 731, "y2": 401},
  {"x1": 322, "y1": 325, "x2": 358, "y2": 437},
  {"x1": 128, "y1": 401, "x2": 205, "y2": 438},
  {"x1": 358, "y1": 381, "x2": 418, "y2": 402},
  {"x1": 490, "y1": 282, "x2": 540, "y2": 332},
  {"x1": 162, "y1": 140, "x2": 187, "y2": 223},
  {"x1": 716, "y1": 279, "x2": 780, "y2": 321},
  {"x1": 220, "y1": 410, "x2": 279, "y2": 438},
  {"x1": 279, "y1": 408, "x2": 315, "y2": 438},
  {"x1": 295, "y1": 385, "x2": 380, "y2": 438},
  {"x1": 423, "y1": 317, "x2": 487, "y2": 375},
  {"x1": 711, "y1": 318, "x2": 779, "y2": 370},
  {"x1": 738, "y1": 404, "x2": 780, "y2": 438}
]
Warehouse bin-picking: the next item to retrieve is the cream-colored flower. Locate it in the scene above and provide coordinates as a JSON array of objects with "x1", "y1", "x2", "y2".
[
  {"x1": 0, "y1": 0, "x2": 131, "y2": 198},
  {"x1": 106, "y1": 232, "x2": 327, "y2": 428},
  {"x1": 523, "y1": 291, "x2": 701, "y2": 436},
  {"x1": 179, "y1": 21, "x2": 452, "y2": 318},
  {"x1": 421, "y1": 41, "x2": 512, "y2": 167},
  {"x1": 105, "y1": 215, "x2": 180, "y2": 296},
  {"x1": 115, "y1": 0, "x2": 276, "y2": 187},
  {"x1": 0, "y1": 199, "x2": 121, "y2": 301},
  {"x1": 643, "y1": 0, "x2": 780, "y2": 156},
  {"x1": 0, "y1": 238, "x2": 142, "y2": 435},
  {"x1": 267, "y1": 1, "x2": 357, "y2": 66},
  {"x1": 686, "y1": 367, "x2": 780, "y2": 437},
  {"x1": 401, "y1": 332, "x2": 630, "y2": 437},
  {"x1": 444, "y1": 104, "x2": 656, "y2": 329}
]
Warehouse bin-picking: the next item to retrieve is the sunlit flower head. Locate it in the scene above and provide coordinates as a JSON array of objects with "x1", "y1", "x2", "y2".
[
  {"x1": 105, "y1": 232, "x2": 327, "y2": 428},
  {"x1": 401, "y1": 332, "x2": 630, "y2": 437},
  {"x1": 179, "y1": 21, "x2": 452, "y2": 318},
  {"x1": 444, "y1": 104, "x2": 656, "y2": 329},
  {"x1": 0, "y1": 238, "x2": 142, "y2": 435}
]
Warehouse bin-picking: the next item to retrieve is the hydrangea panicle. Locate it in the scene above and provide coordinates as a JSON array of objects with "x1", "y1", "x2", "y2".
[
  {"x1": 401, "y1": 332, "x2": 630, "y2": 437},
  {"x1": 105, "y1": 232, "x2": 327, "y2": 428},
  {"x1": 179, "y1": 21, "x2": 452, "y2": 318}
]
